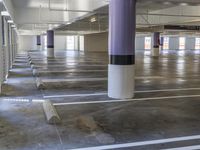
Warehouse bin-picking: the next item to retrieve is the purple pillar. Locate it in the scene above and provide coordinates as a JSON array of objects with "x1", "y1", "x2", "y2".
[
  {"x1": 160, "y1": 36, "x2": 164, "y2": 51},
  {"x1": 108, "y1": 0, "x2": 136, "y2": 99},
  {"x1": 160, "y1": 37, "x2": 164, "y2": 46},
  {"x1": 47, "y1": 30, "x2": 54, "y2": 57},
  {"x1": 37, "y1": 35, "x2": 41, "y2": 46},
  {"x1": 152, "y1": 32, "x2": 160, "y2": 57}
]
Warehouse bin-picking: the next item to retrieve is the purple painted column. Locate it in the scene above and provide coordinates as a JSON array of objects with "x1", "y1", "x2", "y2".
[
  {"x1": 36, "y1": 35, "x2": 41, "y2": 50},
  {"x1": 47, "y1": 30, "x2": 54, "y2": 57},
  {"x1": 152, "y1": 32, "x2": 160, "y2": 57},
  {"x1": 37, "y1": 35, "x2": 41, "y2": 46},
  {"x1": 160, "y1": 36, "x2": 164, "y2": 51},
  {"x1": 108, "y1": 0, "x2": 136, "y2": 99}
]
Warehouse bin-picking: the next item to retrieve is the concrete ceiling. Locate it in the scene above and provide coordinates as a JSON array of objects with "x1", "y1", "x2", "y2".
[{"x1": 5, "y1": 0, "x2": 200, "y2": 35}]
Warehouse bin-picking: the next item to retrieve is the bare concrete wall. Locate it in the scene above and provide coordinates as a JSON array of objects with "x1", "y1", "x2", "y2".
[{"x1": 84, "y1": 32, "x2": 108, "y2": 52}]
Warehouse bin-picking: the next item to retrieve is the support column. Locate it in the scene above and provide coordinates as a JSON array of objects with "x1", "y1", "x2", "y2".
[
  {"x1": 11, "y1": 29, "x2": 15, "y2": 62},
  {"x1": 1, "y1": 16, "x2": 7, "y2": 81},
  {"x1": 152, "y1": 32, "x2": 160, "y2": 57},
  {"x1": 160, "y1": 36, "x2": 164, "y2": 51},
  {"x1": 0, "y1": 9, "x2": 3, "y2": 93},
  {"x1": 47, "y1": 30, "x2": 54, "y2": 58},
  {"x1": 4, "y1": 16, "x2": 9, "y2": 79},
  {"x1": 8, "y1": 24, "x2": 12, "y2": 68},
  {"x1": 108, "y1": 0, "x2": 136, "y2": 99},
  {"x1": 77, "y1": 35, "x2": 80, "y2": 51},
  {"x1": 37, "y1": 35, "x2": 41, "y2": 50}
]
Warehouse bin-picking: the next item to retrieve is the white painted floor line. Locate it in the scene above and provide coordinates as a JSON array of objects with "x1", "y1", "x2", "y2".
[
  {"x1": 136, "y1": 76, "x2": 164, "y2": 79},
  {"x1": 41, "y1": 76, "x2": 163, "y2": 83},
  {"x1": 53, "y1": 94, "x2": 200, "y2": 106},
  {"x1": 163, "y1": 145, "x2": 200, "y2": 150},
  {"x1": 34, "y1": 64, "x2": 107, "y2": 68},
  {"x1": 37, "y1": 70, "x2": 107, "y2": 73},
  {"x1": 1, "y1": 99, "x2": 45, "y2": 103},
  {"x1": 136, "y1": 87, "x2": 200, "y2": 93},
  {"x1": 70, "y1": 135, "x2": 200, "y2": 150},
  {"x1": 44, "y1": 87, "x2": 200, "y2": 98},
  {"x1": 44, "y1": 93, "x2": 107, "y2": 98},
  {"x1": 43, "y1": 78, "x2": 107, "y2": 82}
]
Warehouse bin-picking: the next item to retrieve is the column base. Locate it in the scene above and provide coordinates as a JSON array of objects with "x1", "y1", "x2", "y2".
[
  {"x1": 108, "y1": 64, "x2": 135, "y2": 99},
  {"x1": 151, "y1": 47, "x2": 160, "y2": 57},
  {"x1": 47, "y1": 48, "x2": 54, "y2": 58}
]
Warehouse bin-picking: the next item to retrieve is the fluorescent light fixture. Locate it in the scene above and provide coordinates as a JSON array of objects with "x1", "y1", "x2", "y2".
[
  {"x1": 163, "y1": 2, "x2": 172, "y2": 5},
  {"x1": 53, "y1": 24, "x2": 60, "y2": 27},
  {"x1": 90, "y1": 17, "x2": 97, "y2": 23},
  {"x1": 180, "y1": 3, "x2": 188, "y2": 6},
  {"x1": 7, "y1": 20, "x2": 13, "y2": 23},
  {"x1": 1, "y1": 11, "x2": 10, "y2": 16}
]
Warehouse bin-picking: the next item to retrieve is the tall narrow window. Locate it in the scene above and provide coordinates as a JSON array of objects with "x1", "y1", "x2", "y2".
[
  {"x1": 195, "y1": 38, "x2": 200, "y2": 50},
  {"x1": 66, "y1": 36, "x2": 75, "y2": 50},
  {"x1": 79, "y1": 36, "x2": 84, "y2": 51},
  {"x1": 163, "y1": 37, "x2": 169, "y2": 50},
  {"x1": 179, "y1": 37, "x2": 185, "y2": 50},
  {"x1": 44, "y1": 35, "x2": 47, "y2": 50},
  {"x1": 144, "y1": 37, "x2": 151, "y2": 50}
]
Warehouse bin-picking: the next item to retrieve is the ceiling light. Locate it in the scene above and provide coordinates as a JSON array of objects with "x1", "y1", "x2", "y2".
[
  {"x1": 1, "y1": 11, "x2": 10, "y2": 16},
  {"x1": 163, "y1": 2, "x2": 172, "y2": 5},
  {"x1": 7, "y1": 20, "x2": 13, "y2": 23},
  {"x1": 54, "y1": 24, "x2": 60, "y2": 27},
  {"x1": 180, "y1": 3, "x2": 188, "y2": 6},
  {"x1": 90, "y1": 17, "x2": 97, "y2": 23}
]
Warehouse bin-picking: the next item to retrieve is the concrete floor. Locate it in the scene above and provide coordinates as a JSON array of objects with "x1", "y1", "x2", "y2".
[{"x1": 0, "y1": 50, "x2": 200, "y2": 150}]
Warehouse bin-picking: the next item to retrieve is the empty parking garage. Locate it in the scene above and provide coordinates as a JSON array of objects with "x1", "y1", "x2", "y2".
[{"x1": 0, "y1": 0, "x2": 200, "y2": 150}]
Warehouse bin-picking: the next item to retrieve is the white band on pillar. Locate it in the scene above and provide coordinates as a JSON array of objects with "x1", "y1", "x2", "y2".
[
  {"x1": 151, "y1": 47, "x2": 160, "y2": 57},
  {"x1": 47, "y1": 48, "x2": 54, "y2": 58},
  {"x1": 108, "y1": 64, "x2": 135, "y2": 99}
]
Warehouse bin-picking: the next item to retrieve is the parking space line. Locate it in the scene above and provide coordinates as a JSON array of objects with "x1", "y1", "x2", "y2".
[
  {"x1": 53, "y1": 94, "x2": 200, "y2": 106},
  {"x1": 70, "y1": 135, "x2": 200, "y2": 150},
  {"x1": 44, "y1": 87, "x2": 200, "y2": 98},
  {"x1": 41, "y1": 76, "x2": 164, "y2": 83},
  {"x1": 44, "y1": 92, "x2": 107, "y2": 98},
  {"x1": 163, "y1": 145, "x2": 200, "y2": 150}
]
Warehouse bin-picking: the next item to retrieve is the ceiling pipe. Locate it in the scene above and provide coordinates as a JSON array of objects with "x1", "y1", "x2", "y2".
[
  {"x1": 138, "y1": 13, "x2": 200, "y2": 18},
  {"x1": 95, "y1": 12, "x2": 200, "y2": 18}
]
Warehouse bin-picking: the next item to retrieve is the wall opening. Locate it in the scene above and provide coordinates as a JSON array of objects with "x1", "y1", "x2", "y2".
[
  {"x1": 66, "y1": 36, "x2": 75, "y2": 50},
  {"x1": 179, "y1": 37, "x2": 185, "y2": 50},
  {"x1": 44, "y1": 35, "x2": 47, "y2": 50},
  {"x1": 163, "y1": 37, "x2": 169, "y2": 50},
  {"x1": 195, "y1": 38, "x2": 200, "y2": 50},
  {"x1": 144, "y1": 37, "x2": 151, "y2": 50},
  {"x1": 79, "y1": 36, "x2": 84, "y2": 51}
]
